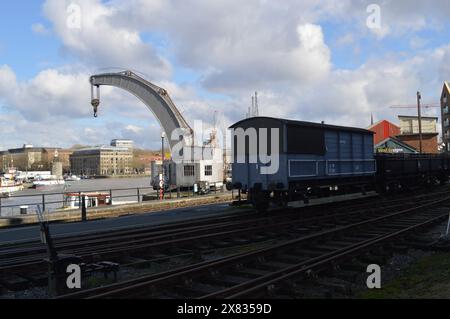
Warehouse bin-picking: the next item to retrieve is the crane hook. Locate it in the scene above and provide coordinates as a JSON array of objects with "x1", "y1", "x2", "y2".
[
  {"x1": 91, "y1": 84, "x2": 100, "y2": 118},
  {"x1": 91, "y1": 98, "x2": 100, "y2": 118}
]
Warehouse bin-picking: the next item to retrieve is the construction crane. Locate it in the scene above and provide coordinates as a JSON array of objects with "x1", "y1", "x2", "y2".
[{"x1": 389, "y1": 103, "x2": 440, "y2": 109}]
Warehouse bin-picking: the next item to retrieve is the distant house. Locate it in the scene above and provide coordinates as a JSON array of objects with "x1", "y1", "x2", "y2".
[
  {"x1": 368, "y1": 120, "x2": 401, "y2": 145},
  {"x1": 396, "y1": 115, "x2": 439, "y2": 154},
  {"x1": 375, "y1": 137, "x2": 418, "y2": 154}
]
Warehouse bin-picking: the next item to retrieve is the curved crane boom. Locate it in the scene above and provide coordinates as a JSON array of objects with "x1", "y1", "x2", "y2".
[{"x1": 90, "y1": 70, "x2": 193, "y2": 150}]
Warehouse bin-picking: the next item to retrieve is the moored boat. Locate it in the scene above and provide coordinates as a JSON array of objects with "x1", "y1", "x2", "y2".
[
  {"x1": 32, "y1": 175, "x2": 65, "y2": 188},
  {"x1": 0, "y1": 176, "x2": 24, "y2": 194},
  {"x1": 64, "y1": 175, "x2": 81, "y2": 181},
  {"x1": 62, "y1": 192, "x2": 111, "y2": 209}
]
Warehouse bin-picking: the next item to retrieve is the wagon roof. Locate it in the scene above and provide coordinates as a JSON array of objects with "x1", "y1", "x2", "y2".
[{"x1": 229, "y1": 117, "x2": 374, "y2": 134}]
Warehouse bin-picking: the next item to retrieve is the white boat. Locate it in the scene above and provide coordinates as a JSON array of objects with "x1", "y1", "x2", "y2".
[
  {"x1": 0, "y1": 176, "x2": 24, "y2": 194},
  {"x1": 62, "y1": 192, "x2": 111, "y2": 209},
  {"x1": 65, "y1": 175, "x2": 81, "y2": 181},
  {"x1": 33, "y1": 175, "x2": 65, "y2": 188}
]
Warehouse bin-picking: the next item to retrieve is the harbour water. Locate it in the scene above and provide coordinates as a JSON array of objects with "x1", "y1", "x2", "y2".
[{"x1": 0, "y1": 177, "x2": 154, "y2": 217}]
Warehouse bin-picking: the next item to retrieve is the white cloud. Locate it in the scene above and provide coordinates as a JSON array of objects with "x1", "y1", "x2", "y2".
[
  {"x1": 0, "y1": 65, "x2": 174, "y2": 149},
  {"x1": 0, "y1": 66, "x2": 91, "y2": 120},
  {"x1": 42, "y1": 0, "x2": 172, "y2": 80},
  {"x1": 2, "y1": 0, "x2": 450, "y2": 150}
]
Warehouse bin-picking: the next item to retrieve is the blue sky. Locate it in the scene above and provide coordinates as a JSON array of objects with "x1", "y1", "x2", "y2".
[
  {"x1": 0, "y1": 1, "x2": 61, "y2": 79},
  {"x1": 0, "y1": 0, "x2": 450, "y2": 150}
]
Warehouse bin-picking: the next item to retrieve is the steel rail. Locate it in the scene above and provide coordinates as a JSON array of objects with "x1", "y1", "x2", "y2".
[{"x1": 58, "y1": 196, "x2": 450, "y2": 299}]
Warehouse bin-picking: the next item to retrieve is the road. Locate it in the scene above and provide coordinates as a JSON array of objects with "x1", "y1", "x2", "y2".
[{"x1": 0, "y1": 203, "x2": 238, "y2": 244}]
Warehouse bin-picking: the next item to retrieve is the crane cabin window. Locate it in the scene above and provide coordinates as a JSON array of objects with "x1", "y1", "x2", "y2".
[{"x1": 184, "y1": 165, "x2": 195, "y2": 176}]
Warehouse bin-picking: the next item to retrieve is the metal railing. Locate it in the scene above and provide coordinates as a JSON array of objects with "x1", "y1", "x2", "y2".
[{"x1": 0, "y1": 183, "x2": 228, "y2": 218}]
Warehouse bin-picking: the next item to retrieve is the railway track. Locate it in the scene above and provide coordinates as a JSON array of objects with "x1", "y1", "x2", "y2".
[
  {"x1": 54, "y1": 189, "x2": 450, "y2": 299},
  {"x1": 0, "y1": 193, "x2": 387, "y2": 268},
  {"x1": 0, "y1": 191, "x2": 439, "y2": 273},
  {"x1": 0, "y1": 188, "x2": 448, "y2": 296}
]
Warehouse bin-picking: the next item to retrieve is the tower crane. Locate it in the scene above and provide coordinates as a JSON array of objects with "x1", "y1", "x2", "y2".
[{"x1": 389, "y1": 104, "x2": 440, "y2": 109}]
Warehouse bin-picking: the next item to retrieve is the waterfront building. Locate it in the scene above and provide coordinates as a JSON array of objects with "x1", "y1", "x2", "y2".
[
  {"x1": 0, "y1": 145, "x2": 72, "y2": 172},
  {"x1": 70, "y1": 146, "x2": 133, "y2": 176}
]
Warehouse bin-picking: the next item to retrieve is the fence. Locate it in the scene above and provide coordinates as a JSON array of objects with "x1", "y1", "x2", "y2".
[{"x1": 0, "y1": 183, "x2": 228, "y2": 218}]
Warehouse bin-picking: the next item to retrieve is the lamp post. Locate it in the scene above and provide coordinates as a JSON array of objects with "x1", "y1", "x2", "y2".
[
  {"x1": 160, "y1": 132, "x2": 166, "y2": 200},
  {"x1": 417, "y1": 91, "x2": 423, "y2": 154},
  {"x1": 443, "y1": 95, "x2": 448, "y2": 152}
]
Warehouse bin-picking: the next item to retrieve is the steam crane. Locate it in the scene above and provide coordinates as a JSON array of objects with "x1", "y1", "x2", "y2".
[
  {"x1": 90, "y1": 70, "x2": 194, "y2": 150},
  {"x1": 89, "y1": 70, "x2": 224, "y2": 192}
]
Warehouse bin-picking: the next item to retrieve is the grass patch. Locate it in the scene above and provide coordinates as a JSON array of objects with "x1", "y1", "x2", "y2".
[
  {"x1": 359, "y1": 252, "x2": 450, "y2": 299},
  {"x1": 84, "y1": 276, "x2": 116, "y2": 289}
]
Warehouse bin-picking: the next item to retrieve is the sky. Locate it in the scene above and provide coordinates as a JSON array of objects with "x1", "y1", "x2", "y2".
[{"x1": 0, "y1": 0, "x2": 450, "y2": 150}]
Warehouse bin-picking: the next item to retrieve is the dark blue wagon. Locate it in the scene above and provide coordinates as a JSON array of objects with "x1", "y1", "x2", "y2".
[{"x1": 230, "y1": 117, "x2": 376, "y2": 210}]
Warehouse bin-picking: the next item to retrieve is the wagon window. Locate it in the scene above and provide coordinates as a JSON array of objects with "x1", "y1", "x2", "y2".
[{"x1": 286, "y1": 125, "x2": 325, "y2": 155}]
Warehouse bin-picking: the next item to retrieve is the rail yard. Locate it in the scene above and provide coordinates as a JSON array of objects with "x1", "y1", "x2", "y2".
[
  {"x1": 2, "y1": 72, "x2": 450, "y2": 300},
  {"x1": 0, "y1": 186, "x2": 450, "y2": 299},
  {"x1": 3, "y1": 2, "x2": 450, "y2": 310}
]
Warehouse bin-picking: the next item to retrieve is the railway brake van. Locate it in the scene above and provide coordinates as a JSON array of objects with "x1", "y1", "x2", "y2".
[{"x1": 230, "y1": 117, "x2": 377, "y2": 211}]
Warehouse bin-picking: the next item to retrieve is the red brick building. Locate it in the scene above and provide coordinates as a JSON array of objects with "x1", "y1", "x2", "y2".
[
  {"x1": 396, "y1": 134, "x2": 438, "y2": 154},
  {"x1": 368, "y1": 116, "x2": 439, "y2": 154},
  {"x1": 368, "y1": 120, "x2": 401, "y2": 145}
]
